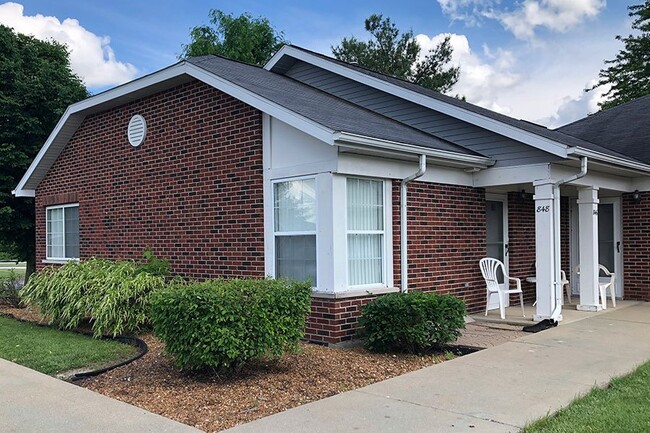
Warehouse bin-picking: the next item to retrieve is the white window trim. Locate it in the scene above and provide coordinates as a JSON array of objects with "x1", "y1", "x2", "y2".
[
  {"x1": 45, "y1": 203, "x2": 79, "y2": 261},
  {"x1": 345, "y1": 177, "x2": 392, "y2": 290},
  {"x1": 270, "y1": 176, "x2": 318, "y2": 285}
]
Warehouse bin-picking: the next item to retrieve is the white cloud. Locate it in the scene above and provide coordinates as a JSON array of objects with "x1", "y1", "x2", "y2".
[
  {"x1": 414, "y1": 29, "x2": 617, "y2": 127},
  {"x1": 436, "y1": 0, "x2": 606, "y2": 40},
  {"x1": 0, "y1": 2, "x2": 137, "y2": 87},
  {"x1": 539, "y1": 81, "x2": 609, "y2": 128},
  {"x1": 416, "y1": 33, "x2": 523, "y2": 114},
  {"x1": 493, "y1": 0, "x2": 606, "y2": 40}
]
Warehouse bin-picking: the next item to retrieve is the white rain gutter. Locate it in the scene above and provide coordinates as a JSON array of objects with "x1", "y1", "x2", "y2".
[
  {"x1": 401, "y1": 154, "x2": 427, "y2": 293},
  {"x1": 549, "y1": 157, "x2": 588, "y2": 320}
]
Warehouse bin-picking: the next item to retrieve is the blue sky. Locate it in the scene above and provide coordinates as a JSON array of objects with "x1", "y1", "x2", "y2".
[{"x1": 0, "y1": 1, "x2": 638, "y2": 127}]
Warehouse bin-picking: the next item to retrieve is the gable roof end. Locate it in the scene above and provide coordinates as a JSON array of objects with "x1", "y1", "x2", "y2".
[{"x1": 14, "y1": 56, "x2": 493, "y2": 197}]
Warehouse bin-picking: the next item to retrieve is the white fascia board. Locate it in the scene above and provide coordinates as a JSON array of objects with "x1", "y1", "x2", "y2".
[
  {"x1": 568, "y1": 147, "x2": 650, "y2": 174},
  {"x1": 14, "y1": 61, "x2": 336, "y2": 197},
  {"x1": 264, "y1": 45, "x2": 292, "y2": 70},
  {"x1": 473, "y1": 163, "x2": 554, "y2": 187},
  {"x1": 333, "y1": 131, "x2": 494, "y2": 168},
  {"x1": 13, "y1": 104, "x2": 77, "y2": 196},
  {"x1": 269, "y1": 47, "x2": 569, "y2": 158}
]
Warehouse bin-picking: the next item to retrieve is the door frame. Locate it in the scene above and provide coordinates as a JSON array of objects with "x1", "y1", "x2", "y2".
[
  {"x1": 486, "y1": 193, "x2": 509, "y2": 309},
  {"x1": 569, "y1": 196, "x2": 623, "y2": 298}
]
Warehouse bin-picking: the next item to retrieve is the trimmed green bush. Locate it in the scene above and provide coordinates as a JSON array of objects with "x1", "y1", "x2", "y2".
[
  {"x1": 150, "y1": 278, "x2": 312, "y2": 371},
  {"x1": 359, "y1": 291, "x2": 466, "y2": 353},
  {"x1": 20, "y1": 258, "x2": 165, "y2": 337}
]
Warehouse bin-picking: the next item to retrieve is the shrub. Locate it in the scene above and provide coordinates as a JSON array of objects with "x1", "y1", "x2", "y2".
[
  {"x1": 359, "y1": 291, "x2": 466, "y2": 354},
  {"x1": 20, "y1": 258, "x2": 165, "y2": 337},
  {"x1": 0, "y1": 270, "x2": 22, "y2": 307},
  {"x1": 150, "y1": 278, "x2": 312, "y2": 371},
  {"x1": 138, "y1": 248, "x2": 171, "y2": 278}
]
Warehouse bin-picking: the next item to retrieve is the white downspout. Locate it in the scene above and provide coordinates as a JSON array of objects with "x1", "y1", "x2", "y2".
[
  {"x1": 550, "y1": 157, "x2": 588, "y2": 320},
  {"x1": 401, "y1": 154, "x2": 427, "y2": 293}
]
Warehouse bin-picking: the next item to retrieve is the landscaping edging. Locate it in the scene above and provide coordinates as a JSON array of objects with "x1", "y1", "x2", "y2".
[
  {"x1": 68, "y1": 336, "x2": 148, "y2": 381},
  {"x1": 0, "y1": 311, "x2": 148, "y2": 380}
]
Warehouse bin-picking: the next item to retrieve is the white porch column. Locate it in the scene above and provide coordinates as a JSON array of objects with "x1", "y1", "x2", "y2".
[
  {"x1": 577, "y1": 187, "x2": 602, "y2": 311},
  {"x1": 534, "y1": 181, "x2": 556, "y2": 320}
]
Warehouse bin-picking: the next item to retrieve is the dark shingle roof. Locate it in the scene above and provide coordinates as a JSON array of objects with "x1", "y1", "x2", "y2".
[
  {"x1": 282, "y1": 45, "x2": 640, "y2": 162},
  {"x1": 186, "y1": 56, "x2": 480, "y2": 156},
  {"x1": 557, "y1": 94, "x2": 650, "y2": 164}
]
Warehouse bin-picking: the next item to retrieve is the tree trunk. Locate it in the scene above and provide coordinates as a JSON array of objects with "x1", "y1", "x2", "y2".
[{"x1": 24, "y1": 254, "x2": 36, "y2": 285}]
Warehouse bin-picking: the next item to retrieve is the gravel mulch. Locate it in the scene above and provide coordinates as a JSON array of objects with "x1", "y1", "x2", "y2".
[{"x1": 1, "y1": 305, "x2": 528, "y2": 433}]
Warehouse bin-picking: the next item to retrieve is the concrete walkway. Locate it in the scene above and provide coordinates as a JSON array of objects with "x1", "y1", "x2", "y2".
[
  {"x1": 2, "y1": 303, "x2": 649, "y2": 433},
  {"x1": 224, "y1": 302, "x2": 650, "y2": 433},
  {"x1": 0, "y1": 359, "x2": 201, "y2": 433}
]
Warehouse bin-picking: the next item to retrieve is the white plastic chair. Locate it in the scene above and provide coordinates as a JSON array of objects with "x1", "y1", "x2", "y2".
[
  {"x1": 560, "y1": 270, "x2": 571, "y2": 305},
  {"x1": 479, "y1": 257, "x2": 525, "y2": 320},
  {"x1": 574, "y1": 264, "x2": 616, "y2": 309},
  {"x1": 599, "y1": 265, "x2": 616, "y2": 309}
]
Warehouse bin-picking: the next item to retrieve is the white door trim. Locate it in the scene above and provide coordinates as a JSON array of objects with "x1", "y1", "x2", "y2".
[
  {"x1": 486, "y1": 193, "x2": 509, "y2": 309},
  {"x1": 569, "y1": 196, "x2": 623, "y2": 298}
]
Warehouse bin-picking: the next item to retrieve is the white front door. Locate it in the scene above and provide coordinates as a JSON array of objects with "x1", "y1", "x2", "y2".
[
  {"x1": 570, "y1": 197, "x2": 623, "y2": 298},
  {"x1": 486, "y1": 195, "x2": 509, "y2": 310}
]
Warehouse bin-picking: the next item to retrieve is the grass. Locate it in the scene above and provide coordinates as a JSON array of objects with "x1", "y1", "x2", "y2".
[
  {"x1": 0, "y1": 262, "x2": 26, "y2": 279},
  {"x1": 523, "y1": 361, "x2": 650, "y2": 433},
  {"x1": 0, "y1": 268, "x2": 25, "y2": 279},
  {"x1": 0, "y1": 316, "x2": 137, "y2": 375}
]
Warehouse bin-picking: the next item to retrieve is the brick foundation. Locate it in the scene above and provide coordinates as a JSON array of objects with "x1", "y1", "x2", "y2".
[{"x1": 305, "y1": 295, "x2": 377, "y2": 344}]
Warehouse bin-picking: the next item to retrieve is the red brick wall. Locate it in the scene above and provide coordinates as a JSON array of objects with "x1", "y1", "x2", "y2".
[
  {"x1": 622, "y1": 191, "x2": 650, "y2": 301},
  {"x1": 35, "y1": 80, "x2": 265, "y2": 279},
  {"x1": 306, "y1": 295, "x2": 376, "y2": 344},
  {"x1": 507, "y1": 192, "x2": 536, "y2": 302},
  {"x1": 507, "y1": 193, "x2": 571, "y2": 304},
  {"x1": 391, "y1": 181, "x2": 487, "y2": 314}
]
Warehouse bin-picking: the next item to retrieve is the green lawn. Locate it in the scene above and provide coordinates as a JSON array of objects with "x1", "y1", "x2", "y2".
[
  {"x1": 0, "y1": 316, "x2": 137, "y2": 375},
  {"x1": 523, "y1": 361, "x2": 650, "y2": 433},
  {"x1": 0, "y1": 268, "x2": 25, "y2": 279},
  {"x1": 0, "y1": 262, "x2": 26, "y2": 279}
]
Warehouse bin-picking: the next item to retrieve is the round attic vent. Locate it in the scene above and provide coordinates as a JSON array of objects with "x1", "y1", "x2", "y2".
[{"x1": 127, "y1": 114, "x2": 147, "y2": 147}]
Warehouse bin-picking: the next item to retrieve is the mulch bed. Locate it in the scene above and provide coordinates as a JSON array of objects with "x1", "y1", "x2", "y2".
[
  {"x1": 1, "y1": 304, "x2": 527, "y2": 432},
  {"x1": 79, "y1": 334, "x2": 446, "y2": 432}
]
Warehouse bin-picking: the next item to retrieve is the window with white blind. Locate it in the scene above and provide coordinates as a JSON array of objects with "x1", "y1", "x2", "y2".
[
  {"x1": 46, "y1": 204, "x2": 79, "y2": 260},
  {"x1": 347, "y1": 178, "x2": 385, "y2": 286},
  {"x1": 273, "y1": 178, "x2": 317, "y2": 285}
]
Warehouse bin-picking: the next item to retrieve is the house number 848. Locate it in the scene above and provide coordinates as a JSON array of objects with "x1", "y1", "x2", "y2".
[{"x1": 536, "y1": 206, "x2": 550, "y2": 213}]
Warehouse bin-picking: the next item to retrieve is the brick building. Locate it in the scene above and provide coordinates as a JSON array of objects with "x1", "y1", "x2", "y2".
[{"x1": 14, "y1": 46, "x2": 650, "y2": 344}]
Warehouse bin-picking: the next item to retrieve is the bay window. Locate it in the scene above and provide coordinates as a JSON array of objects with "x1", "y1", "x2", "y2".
[
  {"x1": 347, "y1": 178, "x2": 385, "y2": 286},
  {"x1": 273, "y1": 178, "x2": 317, "y2": 284}
]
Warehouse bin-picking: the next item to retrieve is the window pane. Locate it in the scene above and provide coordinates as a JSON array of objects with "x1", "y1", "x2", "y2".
[
  {"x1": 274, "y1": 179, "x2": 316, "y2": 232},
  {"x1": 65, "y1": 206, "x2": 79, "y2": 258},
  {"x1": 275, "y1": 235, "x2": 316, "y2": 285},
  {"x1": 47, "y1": 208, "x2": 65, "y2": 258},
  {"x1": 347, "y1": 178, "x2": 383, "y2": 231},
  {"x1": 348, "y1": 234, "x2": 383, "y2": 285}
]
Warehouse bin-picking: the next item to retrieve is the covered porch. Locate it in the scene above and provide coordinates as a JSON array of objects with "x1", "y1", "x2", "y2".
[
  {"x1": 473, "y1": 300, "x2": 642, "y2": 326},
  {"x1": 475, "y1": 157, "x2": 649, "y2": 322}
]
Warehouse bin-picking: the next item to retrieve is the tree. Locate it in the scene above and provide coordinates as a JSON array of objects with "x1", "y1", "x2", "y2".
[
  {"x1": 180, "y1": 10, "x2": 287, "y2": 65},
  {"x1": 593, "y1": 1, "x2": 650, "y2": 110},
  {"x1": 0, "y1": 25, "x2": 88, "y2": 280},
  {"x1": 332, "y1": 14, "x2": 460, "y2": 93}
]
